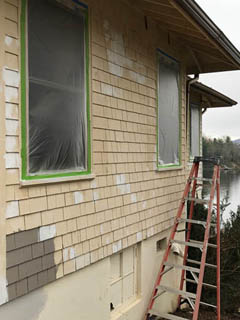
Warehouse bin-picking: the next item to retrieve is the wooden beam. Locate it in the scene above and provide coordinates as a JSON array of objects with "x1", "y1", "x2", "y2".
[
  {"x1": 143, "y1": 9, "x2": 199, "y2": 29},
  {"x1": 141, "y1": 0, "x2": 172, "y2": 8},
  {"x1": 168, "y1": 0, "x2": 239, "y2": 69},
  {"x1": 187, "y1": 61, "x2": 236, "y2": 74},
  {"x1": 157, "y1": 21, "x2": 208, "y2": 41},
  {"x1": 186, "y1": 42, "x2": 235, "y2": 65},
  {"x1": 188, "y1": 48, "x2": 202, "y2": 73},
  {"x1": 141, "y1": 3, "x2": 183, "y2": 19}
]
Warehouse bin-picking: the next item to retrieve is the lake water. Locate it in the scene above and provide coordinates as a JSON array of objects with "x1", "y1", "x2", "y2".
[{"x1": 203, "y1": 168, "x2": 240, "y2": 221}]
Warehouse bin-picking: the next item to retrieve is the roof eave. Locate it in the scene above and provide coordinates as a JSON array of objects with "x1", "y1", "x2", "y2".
[
  {"x1": 175, "y1": 0, "x2": 240, "y2": 70},
  {"x1": 191, "y1": 81, "x2": 238, "y2": 108}
]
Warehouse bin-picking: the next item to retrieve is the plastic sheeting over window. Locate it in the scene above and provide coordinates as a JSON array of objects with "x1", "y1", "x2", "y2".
[
  {"x1": 157, "y1": 52, "x2": 180, "y2": 166},
  {"x1": 190, "y1": 104, "x2": 200, "y2": 157},
  {"x1": 28, "y1": 0, "x2": 87, "y2": 174}
]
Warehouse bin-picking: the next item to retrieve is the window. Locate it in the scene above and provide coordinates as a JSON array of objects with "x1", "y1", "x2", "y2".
[
  {"x1": 157, "y1": 50, "x2": 181, "y2": 167},
  {"x1": 110, "y1": 246, "x2": 140, "y2": 312},
  {"x1": 21, "y1": 0, "x2": 90, "y2": 180},
  {"x1": 190, "y1": 104, "x2": 200, "y2": 158}
]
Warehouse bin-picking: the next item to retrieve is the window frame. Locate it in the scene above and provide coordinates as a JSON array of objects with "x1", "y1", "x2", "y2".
[
  {"x1": 20, "y1": 0, "x2": 91, "y2": 182},
  {"x1": 189, "y1": 103, "x2": 201, "y2": 160},
  {"x1": 156, "y1": 49, "x2": 182, "y2": 170},
  {"x1": 110, "y1": 245, "x2": 140, "y2": 314}
]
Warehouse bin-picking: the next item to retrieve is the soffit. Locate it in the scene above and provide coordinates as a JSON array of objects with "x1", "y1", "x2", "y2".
[
  {"x1": 190, "y1": 81, "x2": 237, "y2": 108},
  {"x1": 124, "y1": 0, "x2": 240, "y2": 74}
]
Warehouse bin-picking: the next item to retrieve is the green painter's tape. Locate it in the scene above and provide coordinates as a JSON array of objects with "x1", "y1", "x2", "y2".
[
  {"x1": 21, "y1": 0, "x2": 27, "y2": 179},
  {"x1": 20, "y1": 0, "x2": 91, "y2": 181}
]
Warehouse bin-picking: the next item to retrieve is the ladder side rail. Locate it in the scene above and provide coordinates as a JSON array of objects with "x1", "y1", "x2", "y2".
[
  {"x1": 178, "y1": 162, "x2": 200, "y2": 307},
  {"x1": 216, "y1": 166, "x2": 221, "y2": 320},
  {"x1": 192, "y1": 165, "x2": 218, "y2": 320},
  {"x1": 144, "y1": 162, "x2": 197, "y2": 320}
]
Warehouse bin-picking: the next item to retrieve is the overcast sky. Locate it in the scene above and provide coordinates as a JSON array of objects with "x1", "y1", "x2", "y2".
[{"x1": 195, "y1": 0, "x2": 240, "y2": 140}]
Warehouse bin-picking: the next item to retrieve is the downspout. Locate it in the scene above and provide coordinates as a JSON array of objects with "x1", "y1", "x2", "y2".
[
  {"x1": 186, "y1": 74, "x2": 199, "y2": 143},
  {"x1": 186, "y1": 74, "x2": 199, "y2": 164}
]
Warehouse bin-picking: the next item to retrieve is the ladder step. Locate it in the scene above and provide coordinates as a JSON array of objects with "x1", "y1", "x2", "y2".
[
  {"x1": 177, "y1": 218, "x2": 216, "y2": 227},
  {"x1": 164, "y1": 261, "x2": 200, "y2": 273},
  {"x1": 171, "y1": 239, "x2": 203, "y2": 249},
  {"x1": 187, "y1": 259, "x2": 217, "y2": 269},
  {"x1": 199, "y1": 301, "x2": 217, "y2": 309},
  {"x1": 185, "y1": 197, "x2": 209, "y2": 204},
  {"x1": 185, "y1": 278, "x2": 217, "y2": 289},
  {"x1": 156, "y1": 285, "x2": 196, "y2": 299},
  {"x1": 176, "y1": 229, "x2": 189, "y2": 233},
  {"x1": 189, "y1": 239, "x2": 217, "y2": 249},
  {"x1": 159, "y1": 265, "x2": 174, "y2": 277},
  {"x1": 191, "y1": 177, "x2": 213, "y2": 183},
  {"x1": 148, "y1": 310, "x2": 188, "y2": 320}
]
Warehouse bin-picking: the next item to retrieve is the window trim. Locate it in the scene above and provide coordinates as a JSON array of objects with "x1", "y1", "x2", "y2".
[
  {"x1": 20, "y1": 0, "x2": 91, "y2": 182},
  {"x1": 156, "y1": 49, "x2": 182, "y2": 170},
  {"x1": 189, "y1": 103, "x2": 201, "y2": 160}
]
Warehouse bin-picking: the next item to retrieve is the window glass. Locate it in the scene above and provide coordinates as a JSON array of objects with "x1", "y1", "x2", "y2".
[
  {"x1": 190, "y1": 105, "x2": 200, "y2": 157},
  {"x1": 27, "y1": 0, "x2": 87, "y2": 175},
  {"x1": 157, "y1": 52, "x2": 180, "y2": 166}
]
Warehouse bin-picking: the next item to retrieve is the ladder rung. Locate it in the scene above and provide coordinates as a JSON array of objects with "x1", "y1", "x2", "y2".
[
  {"x1": 159, "y1": 265, "x2": 174, "y2": 277},
  {"x1": 196, "y1": 183, "x2": 204, "y2": 187},
  {"x1": 148, "y1": 310, "x2": 187, "y2": 320},
  {"x1": 171, "y1": 239, "x2": 203, "y2": 249},
  {"x1": 185, "y1": 278, "x2": 217, "y2": 289},
  {"x1": 185, "y1": 197, "x2": 209, "y2": 204},
  {"x1": 164, "y1": 261, "x2": 200, "y2": 273},
  {"x1": 157, "y1": 285, "x2": 196, "y2": 299},
  {"x1": 189, "y1": 240, "x2": 217, "y2": 249},
  {"x1": 187, "y1": 259, "x2": 217, "y2": 269},
  {"x1": 177, "y1": 218, "x2": 216, "y2": 227},
  {"x1": 199, "y1": 301, "x2": 217, "y2": 309},
  {"x1": 176, "y1": 229, "x2": 189, "y2": 233},
  {"x1": 191, "y1": 177, "x2": 213, "y2": 183}
]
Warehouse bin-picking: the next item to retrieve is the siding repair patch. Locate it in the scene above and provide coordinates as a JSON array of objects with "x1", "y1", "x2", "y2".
[
  {"x1": 4, "y1": 87, "x2": 18, "y2": 103},
  {"x1": 4, "y1": 153, "x2": 20, "y2": 169},
  {"x1": 0, "y1": 277, "x2": 8, "y2": 305},
  {"x1": 6, "y1": 201, "x2": 19, "y2": 219},
  {"x1": 112, "y1": 240, "x2": 122, "y2": 254},
  {"x1": 39, "y1": 225, "x2": 56, "y2": 242},
  {"x1": 5, "y1": 36, "x2": 13, "y2": 46},
  {"x1": 3, "y1": 69, "x2": 20, "y2": 87},
  {"x1": 74, "y1": 191, "x2": 84, "y2": 204},
  {"x1": 6, "y1": 228, "x2": 58, "y2": 301}
]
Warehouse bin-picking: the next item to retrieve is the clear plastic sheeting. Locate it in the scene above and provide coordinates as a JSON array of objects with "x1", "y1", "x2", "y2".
[
  {"x1": 28, "y1": 0, "x2": 87, "y2": 174},
  {"x1": 190, "y1": 104, "x2": 200, "y2": 157},
  {"x1": 158, "y1": 52, "x2": 180, "y2": 166}
]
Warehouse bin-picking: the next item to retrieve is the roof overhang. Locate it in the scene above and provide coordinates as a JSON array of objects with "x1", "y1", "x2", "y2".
[
  {"x1": 125, "y1": 0, "x2": 240, "y2": 74},
  {"x1": 190, "y1": 81, "x2": 237, "y2": 108}
]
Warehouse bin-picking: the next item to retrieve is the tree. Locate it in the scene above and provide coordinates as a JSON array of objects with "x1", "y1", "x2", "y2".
[{"x1": 187, "y1": 202, "x2": 240, "y2": 313}]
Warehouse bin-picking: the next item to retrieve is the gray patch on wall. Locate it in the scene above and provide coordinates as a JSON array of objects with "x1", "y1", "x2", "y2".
[{"x1": 6, "y1": 228, "x2": 57, "y2": 302}]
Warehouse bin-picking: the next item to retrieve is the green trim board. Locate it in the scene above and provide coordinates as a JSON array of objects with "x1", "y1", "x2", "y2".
[
  {"x1": 156, "y1": 49, "x2": 182, "y2": 169},
  {"x1": 20, "y1": 0, "x2": 91, "y2": 181}
]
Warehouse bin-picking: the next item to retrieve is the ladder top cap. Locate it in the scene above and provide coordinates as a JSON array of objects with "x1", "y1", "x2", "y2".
[{"x1": 193, "y1": 156, "x2": 221, "y2": 165}]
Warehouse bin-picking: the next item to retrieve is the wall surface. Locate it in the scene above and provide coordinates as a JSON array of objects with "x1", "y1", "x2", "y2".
[
  {"x1": 0, "y1": 0, "x2": 188, "y2": 316},
  {"x1": 0, "y1": 230, "x2": 185, "y2": 320}
]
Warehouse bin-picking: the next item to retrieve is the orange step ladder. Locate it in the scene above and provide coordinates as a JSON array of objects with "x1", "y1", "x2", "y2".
[{"x1": 144, "y1": 156, "x2": 221, "y2": 320}]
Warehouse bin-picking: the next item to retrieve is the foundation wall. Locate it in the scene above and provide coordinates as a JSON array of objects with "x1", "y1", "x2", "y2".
[{"x1": 0, "y1": 231, "x2": 184, "y2": 320}]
